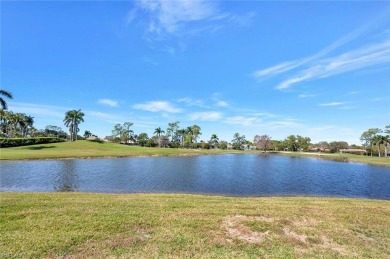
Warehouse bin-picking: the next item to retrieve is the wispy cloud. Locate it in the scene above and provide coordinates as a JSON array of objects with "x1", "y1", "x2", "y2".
[
  {"x1": 128, "y1": 0, "x2": 255, "y2": 49},
  {"x1": 133, "y1": 101, "x2": 182, "y2": 113},
  {"x1": 132, "y1": 0, "x2": 221, "y2": 37},
  {"x1": 212, "y1": 93, "x2": 228, "y2": 107},
  {"x1": 276, "y1": 40, "x2": 390, "y2": 90},
  {"x1": 298, "y1": 94, "x2": 317, "y2": 98},
  {"x1": 253, "y1": 17, "x2": 390, "y2": 90},
  {"x1": 190, "y1": 111, "x2": 222, "y2": 121},
  {"x1": 97, "y1": 99, "x2": 118, "y2": 107},
  {"x1": 224, "y1": 116, "x2": 261, "y2": 126},
  {"x1": 8, "y1": 102, "x2": 67, "y2": 118},
  {"x1": 177, "y1": 97, "x2": 207, "y2": 108},
  {"x1": 319, "y1": 102, "x2": 347, "y2": 107}
]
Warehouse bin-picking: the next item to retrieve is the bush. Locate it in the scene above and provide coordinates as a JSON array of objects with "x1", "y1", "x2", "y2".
[{"x1": 0, "y1": 137, "x2": 66, "y2": 148}]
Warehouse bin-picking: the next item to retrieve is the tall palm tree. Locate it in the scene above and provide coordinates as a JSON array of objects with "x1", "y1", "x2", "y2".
[
  {"x1": 0, "y1": 90, "x2": 13, "y2": 110},
  {"x1": 383, "y1": 135, "x2": 389, "y2": 157},
  {"x1": 192, "y1": 125, "x2": 201, "y2": 147},
  {"x1": 154, "y1": 127, "x2": 165, "y2": 147},
  {"x1": 177, "y1": 129, "x2": 186, "y2": 147},
  {"x1": 372, "y1": 135, "x2": 384, "y2": 157},
  {"x1": 63, "y1": 109, "x2": 85, "y2": 141}
]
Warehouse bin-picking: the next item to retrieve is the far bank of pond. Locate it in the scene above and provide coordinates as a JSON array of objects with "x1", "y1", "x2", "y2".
[{"x1": 0, "y1": 140, "x2": 389, "y2": 167}]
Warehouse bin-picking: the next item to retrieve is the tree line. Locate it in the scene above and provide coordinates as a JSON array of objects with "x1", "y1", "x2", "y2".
[{"x1": 0, "y1": 90, "x2": 388, "y2": 156}]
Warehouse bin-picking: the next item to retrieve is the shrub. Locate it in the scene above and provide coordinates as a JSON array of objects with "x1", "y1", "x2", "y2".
[{"x1": 0, "y1": 137, "x2": 66, "y2": 148}]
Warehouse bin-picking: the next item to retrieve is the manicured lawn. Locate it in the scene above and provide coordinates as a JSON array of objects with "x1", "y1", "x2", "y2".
[
  {"x1": 0, "y1": 140, "x2": 253, "y2": 160},
  {"x1": 1, "y1": 193, "x2": 389, "y2": 258}
]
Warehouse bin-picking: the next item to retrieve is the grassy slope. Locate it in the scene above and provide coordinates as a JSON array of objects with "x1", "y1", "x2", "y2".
[
  {"x1": 1, "y1": 193, "x2": 389, "y2": 258},
  {"x1": 0, "y1": 140, "x2": 254, "y2": 160},
  {"x1": 1, "y1": 140, "x2": 389, "y2": 166}
]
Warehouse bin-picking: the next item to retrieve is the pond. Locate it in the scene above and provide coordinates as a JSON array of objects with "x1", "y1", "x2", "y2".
[{"x1": 1, "y1": 154, "x2": 389, "y2": 199}]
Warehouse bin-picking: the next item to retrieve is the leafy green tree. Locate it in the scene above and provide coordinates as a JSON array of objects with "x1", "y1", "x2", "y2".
[
  {"x1": 360, "y1": 128, "x2": 382, "y2": 156},
  {"x1": 284, "y1": 135, "x2": 298, "y2": 151},
  {"x1": 111, "y1": 123, "x2": 123, "y2": 143},
  {"x1": 297, "y1": 135, "x2": 311, "y2": 152},
  {"x1": 63, "y1": 109, "x2": 85, "y2": 141},
  {"x1": 0, "y1": 90, "x2": 13, "y2": 110},
  {"x1": 218, "y1": 140, "x2": 228, "y2": 150},
  {"x1": 232, "y1": 133, "x2": 246, "y2": 150},
  {"x1": 167, "y1": 121, "x2": 180, "y2": 142},
  {"x1": 123, "y1": 122, "x2": 134, "y2": 144},
  {"x1": 209, "y1": 134, "x2": 219, "y2": 148},
  {"x1": 137, "y1": 132, "x2": 149, "y2": 146},
  {"x1": 329, "y1": 141, "x2": 349, "y2": 153}
]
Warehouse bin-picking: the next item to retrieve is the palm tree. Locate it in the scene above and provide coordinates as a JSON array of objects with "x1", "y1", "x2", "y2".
[
  {"x1": 192, "y1": 125, "x2": 201, "y2": 147},
  {"x1": 383, "y1": 135, "x2": 389, "y2": 157},
  {"x1": 84, "y1": 130, "x2": 92, "y2": 138},
  {"x1": 209, "y1": 134, "x2": 219, "y2": 148},
  {"x1": 177, "y1": 129, "x2": 186, "y2": 147},
  {"x1": 63, "y1": 109, "x2": 85, "y2": 141},
  {"x1": 154, "y1": 127, "x2": 165, "y2": 147},
  {"x1": 0, "y1": 90, "x2": 13, "y2": 110},
  {"x1": 372, "y1": 135, "x2": 384, "y2": 157}
]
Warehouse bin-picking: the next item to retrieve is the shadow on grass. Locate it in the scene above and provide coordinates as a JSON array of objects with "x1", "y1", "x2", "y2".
[{"x1": 26, "y1": 146, "x2": 56, "y2": 150}]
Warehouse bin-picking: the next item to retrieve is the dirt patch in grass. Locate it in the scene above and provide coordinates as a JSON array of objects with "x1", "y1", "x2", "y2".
[{"x1": 222, "y1": 215, "x2": 351, "y2": 255}]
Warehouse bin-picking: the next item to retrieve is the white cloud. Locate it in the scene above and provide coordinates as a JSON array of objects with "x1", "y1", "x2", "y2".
[
  {"x1": 215, "y1": 100, "x2": 228, "y2": 107},
  {"x1": 224, "y1": 116, "x2": 261, "y2": 126},
  {"x1": 319, "y1": 102, "x2": 346, "y2": 106},
  {"x1": 189, "y1": 111, "x2": 222, "y2": 121},
  {"x1": 97, "y1": 99, "x2": 118, "y2": 107},
  {"x1": 298, "y1": 94, "x2": 317, "y2": 98},
  {"x1": 133, "y1": 101, "x2": 182, "y2": 113},
  {"x1": 135, "y1": 0, "x2": 220, "y2": 35},
  {"x1": 177, "y1": 97, "x2": 206, "y2": 107},
  {"x1": 276, "y1": 40, "x2": 390, "y2": 90},
  {"x1": 252, "y1": 17, "x2": 390, "y2": 89},
  {"x1": 212, "y1": 94, "x2": 228, "y2": 107},
  {"x1": 128, "y1": 0, "x2": 254, "y2": 45},
  {"x1": 8, "y1": 102, "x2": 67, "y2": 118}
]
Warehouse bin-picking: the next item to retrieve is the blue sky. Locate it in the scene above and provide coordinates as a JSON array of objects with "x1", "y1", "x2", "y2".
[{"x1": 2, "y1": 0, "x2": 390, "y2": 144}]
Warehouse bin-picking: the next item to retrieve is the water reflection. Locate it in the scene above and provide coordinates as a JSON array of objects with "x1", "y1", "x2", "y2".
[
  {"x1": 54, "y1": 160, "x2": 79, "y2": 192},
  {"x1": 1, "y1": 155, "x2": 389, "y2": 199}
]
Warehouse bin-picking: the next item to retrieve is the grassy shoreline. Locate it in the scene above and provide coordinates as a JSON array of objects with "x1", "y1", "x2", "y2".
[
  {"x1": 1, "y1": 140, "x2": 390, "y2": 167},
  {"x1": 1, "y1": 193, "x2": 389, "y2": 258}
]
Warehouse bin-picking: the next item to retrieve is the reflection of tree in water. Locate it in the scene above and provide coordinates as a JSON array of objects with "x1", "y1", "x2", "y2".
[{"x1": 55, "y1": 160, "x2": 79, "y2": 192}]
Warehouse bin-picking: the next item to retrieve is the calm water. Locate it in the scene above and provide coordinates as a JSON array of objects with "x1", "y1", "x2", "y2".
[{"x1": 1, "y1": 154, "x2": 389, "y2": 199}]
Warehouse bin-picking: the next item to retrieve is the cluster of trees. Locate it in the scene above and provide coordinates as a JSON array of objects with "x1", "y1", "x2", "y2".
[
  {"x1": 109, "y1": 122, "x2": 206, "y2": 148},
  {"x1": 1, "y1": 89, "x2": 389, "y2": 157},
  {"x1": 0, "y1": 110, "x2": 34, "y2": 138},
  {"x1": 360, "y1": 126, "x2": 390, "y2": 157},
  {"x1": 1, "y1": 89, "x2": 35, "y2": 138}
]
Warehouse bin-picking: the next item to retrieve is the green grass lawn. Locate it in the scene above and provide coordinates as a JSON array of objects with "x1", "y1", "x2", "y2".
[
  {"x1": 1, "y1": 140, "x2": 389, "y2": 167},
  {"x1": 0, "y1": 140, "x2": 254, "y2": 160},
  {"x1": 1, "y1": 193, "x2": 389, "y2": 258}
]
